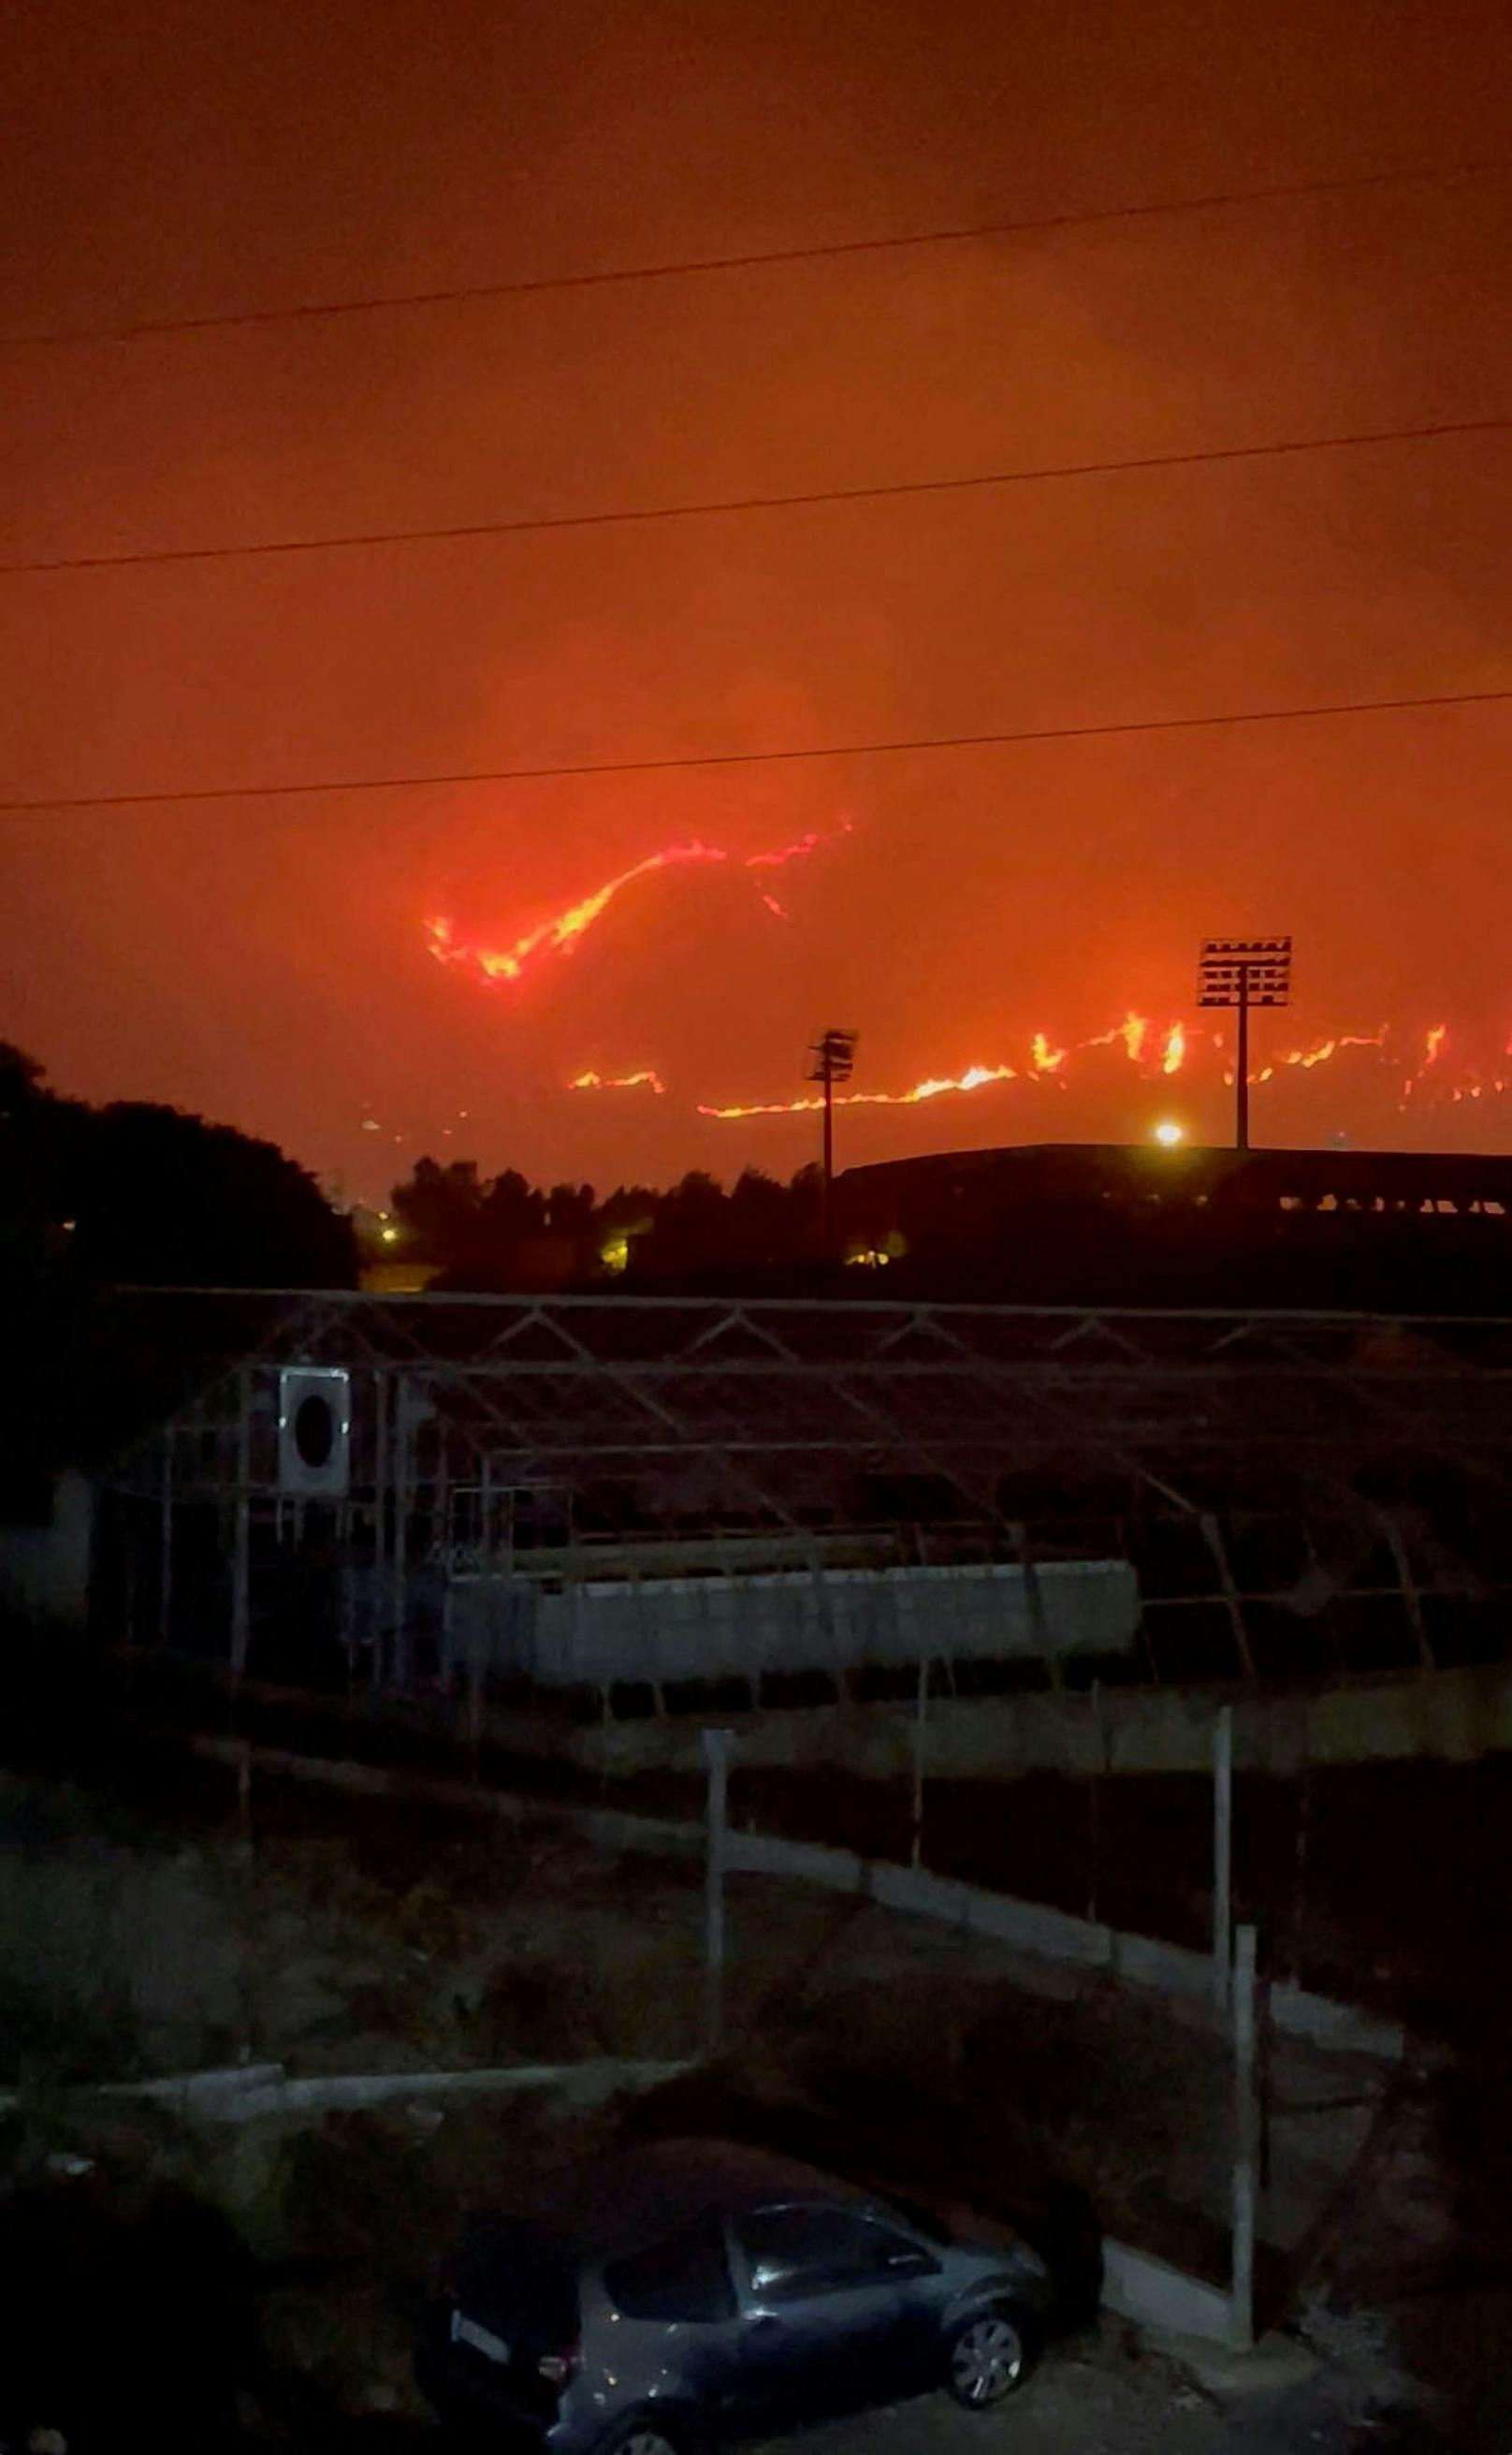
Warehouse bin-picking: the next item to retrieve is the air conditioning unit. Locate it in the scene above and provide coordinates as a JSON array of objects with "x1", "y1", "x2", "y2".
[{"x1": 277, "y1": 1366, "x2": 352, "y2": 1498}]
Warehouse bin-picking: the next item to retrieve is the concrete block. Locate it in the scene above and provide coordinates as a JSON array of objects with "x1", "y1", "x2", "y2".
[
  {"x1": 1268, "y1": 1980, "x2": 1404, "y2": 2061},
  {"x1": 866, "y1": 1862, "x2": 970, "y2": 1926},
  {"x1": 725, "y1": 1832, "x2": 865, "y2": 1892},
  {"x1": 964, "y1": 1886, "x2": 1112, "y2": 1968},
  {"x1": 1101, "y1": 2238, "x2": 1232, "y2": 2344},
  {"x1": 223, "y1": 2058, "x2": 690, "y2": 2123},
  {"x1": 1112, "y1": 1930, "x2": 1213, "y2": 2000},
  {"x1": 101, "y1": 2062, "x2": 287, "y2": 2111},
  {"x1": 576, "y1": 1805, "x2": 705, "y2": 1861}
]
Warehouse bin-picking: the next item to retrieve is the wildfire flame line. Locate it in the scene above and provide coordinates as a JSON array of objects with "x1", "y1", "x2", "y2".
[
  {"x1": 693, "y1": 1015, "x2": 1193, "y2": 1118},
  {"x1": 688, "y1": 1020, "x2": 1453, "y2": 1121},
  {"x1": 425, "y1": 818, "x2": 852, "y2": 986},
  {"x1": 568, "y1": 1068, "x2": 666, "y2": 1096}
]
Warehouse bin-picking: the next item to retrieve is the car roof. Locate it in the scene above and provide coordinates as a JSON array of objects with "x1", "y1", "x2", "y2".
[{"x1": 512, "y1": 2137, "x2": 879, "y2": 2255}]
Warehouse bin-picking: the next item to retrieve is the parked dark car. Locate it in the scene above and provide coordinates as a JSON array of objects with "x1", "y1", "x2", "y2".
[{"x1": 417, "y1": 2138, "x2": 1052, "y2": 2453}]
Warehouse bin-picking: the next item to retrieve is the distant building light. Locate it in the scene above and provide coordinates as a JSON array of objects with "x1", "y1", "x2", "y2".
[
  {"x1": 600, "y1": 1233, "x2": 631, "y2": 1275},
  {"x1": 1152, "y1": 1119, "x2": 1185, "y2": 1147},
  {"x1": 380, "y1": 1226, "x2": 399, "y2": 1244}
]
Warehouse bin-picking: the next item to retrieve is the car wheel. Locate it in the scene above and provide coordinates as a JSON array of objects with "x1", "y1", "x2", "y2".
[
  {"x1": 944, "y1": 2304, "x2": 1039, "y2": 2407},
  {"x1": 601, "y1": 2428, "x2": 684, "y2": 2455}
]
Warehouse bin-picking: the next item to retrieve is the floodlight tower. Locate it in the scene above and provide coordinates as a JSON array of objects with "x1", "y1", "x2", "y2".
[
  {"x1": 1197, "y1": 938, "x2": 1292, "y2": 1151},
  {"x1": 807, "y1": 1028, "x2": 858, "y2": 1245}
]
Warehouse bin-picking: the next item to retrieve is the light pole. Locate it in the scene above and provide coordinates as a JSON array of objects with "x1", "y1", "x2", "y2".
[
  {"x1": 1197, "y1": 938, "x2": 1292, "y2": 1151},
  {"x1": 806, "y1": 1028, "x2": 857, "y2": 1248}
]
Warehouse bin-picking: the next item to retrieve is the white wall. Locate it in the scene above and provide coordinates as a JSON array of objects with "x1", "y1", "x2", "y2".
[{"x1": 0, "y1": 1469, "x2": 94, "y2": 1628}]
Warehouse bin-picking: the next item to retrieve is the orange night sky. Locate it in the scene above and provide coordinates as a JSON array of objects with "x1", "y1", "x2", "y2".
[{"x1": 2, "y1": 1, "x2": 1510, "y2": 1203}]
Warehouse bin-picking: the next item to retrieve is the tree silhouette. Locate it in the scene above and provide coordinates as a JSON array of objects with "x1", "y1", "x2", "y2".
[
  {"x1": 389, "y1": 1150, "x2": 834, "y2": 1289},
  {"x1": 0, "y1": 1052, "x2": 356, "y2": 1515},
  {"x1": 69, "y1": 1102, "x2": 355, "y2": 1288},
  {"x1": 479, "y1": 1167, "x2": 545, "y2": 1241},
  {"x1": 0, "y1": 1047, "x2": 353, "y2": 1290},
  {"x1": 393, "y1": 1157, "x2": 487, "y2": 1265}
]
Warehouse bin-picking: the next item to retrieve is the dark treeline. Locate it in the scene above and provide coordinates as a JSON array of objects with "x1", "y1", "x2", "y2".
[
  {"x1": 1, "y1": 1043, "x2": 355, "y2": 1510},
  {"x1": 390, "y1": 1140, "x2": 1512, "y2": 1315},
  {"x1": 1, "y1": 1044, "x2": 355, "y2": 1293},
  {"x1": 386, "y1": 1154, "x2": 827, "y2": 1288}
]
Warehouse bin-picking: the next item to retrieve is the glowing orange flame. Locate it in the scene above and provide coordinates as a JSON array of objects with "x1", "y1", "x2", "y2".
[
  {"x1": 696, "y1": 1059, "x2": 1019, "y2": 1121},
  {"x1": 568, "y1": 1068, "x2": 666, "y2": 1096},
  {"x1": 693, "y1": 1013, "x2": 1484, "y2": 1125},
  {"x1": 428, "y1": 818, "x2": 850, "y2": 986},
  {"x1": 1281, "y1": 1029, "x2": 1388, "y2": 1070},
  {"x1": 744, "y1": 821, "x2": 853, "y2": 868},
  {"x1": 1402, "y1": 1022, "x2": 1448, "y2": 1098},
  {"x1": 1081, "y1": 1011, "x2": 1149, "y2": 1062},
  {"x1": 426, "y1": 840, "x2": 727, "y2": 983}
]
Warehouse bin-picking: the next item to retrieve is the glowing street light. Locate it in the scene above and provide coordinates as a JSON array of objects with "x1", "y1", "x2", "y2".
[{"x1": 1152, "y1": 1118, "x2": 1185, "y2": 1147}]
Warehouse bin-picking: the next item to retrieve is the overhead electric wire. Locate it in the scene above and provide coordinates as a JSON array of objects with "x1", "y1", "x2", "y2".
[
  {"x1": 2, "y1": 158, "x2": 1499, "y2": 350},
  {"x1": 2, "y1": 685, "x2": 1508, "y2": 818},
  {"x1": 3, "y1": 414, "x2": 1506, "y2": 580}
]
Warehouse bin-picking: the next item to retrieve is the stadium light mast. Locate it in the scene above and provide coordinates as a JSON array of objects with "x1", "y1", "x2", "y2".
[
  {"x1": 807, "y1": 1028, "x2": 858, "y2": 1245},
  {"x1": 1197, "y1": 937, "x2": 1292, "y2": 1153}
]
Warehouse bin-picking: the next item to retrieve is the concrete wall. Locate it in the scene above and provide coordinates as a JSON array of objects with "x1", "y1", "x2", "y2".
[
  {"x1": 0, "y1": 1469, "x2": 94, "y2": 1629},
  {"x1": 720, "y1": 1827, "x2": 1403, "y2": 2059},
  {"x1": 450, "y1": 1557, "x2": 1138, "y2": 1688},
  {"x1": 575, "y1": 1660, "x2": 1512, "y2": 1783},
  {"x1": 1101, "y1": 2239, "x2": 1234, "y2": 2343},
  {"x1": 190, "y1": 1738, "x2": 1403, "y2": 2062}
]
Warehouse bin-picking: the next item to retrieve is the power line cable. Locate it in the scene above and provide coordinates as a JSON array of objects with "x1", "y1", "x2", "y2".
[
  {"x1": 3, "y1": 158, "x2": 1499, "y2": 351},
  {"x1": 4, "y1": 414, "x2": 1505, "y2": 580},
  {"x1": 2, "y1": 685, "x2": 1507, "y2": 818}
]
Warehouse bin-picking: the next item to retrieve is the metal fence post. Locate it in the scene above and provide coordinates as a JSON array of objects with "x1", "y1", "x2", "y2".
[
  {"x1": 231, "y1": 1369, "x2": 251, "y2": 1684},
  {"x1": 702, "y1": 1728, "x2": 734, "y2": 2054},
  {"x1": 1214, "y1": 1704, "x2": 1233, "y2": 2012},
  {"x1": 159, "y1": 1429, "x2": 174, "y2": 1648},
  {"x1": 371, "y1": 1366, "x2": 387, "y2": 1690},
  {"x1": 910, "y1": 1652, "x2": 929, "y2": 1869},
  {"x1": 1229, "y1": 1922, "x2": 1258, "y2": 2350}
]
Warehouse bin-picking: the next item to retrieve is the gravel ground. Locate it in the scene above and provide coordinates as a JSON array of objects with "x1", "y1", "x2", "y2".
[{"x1": 738, "y1": 2323, "x2": 1428, "y2": 2455}]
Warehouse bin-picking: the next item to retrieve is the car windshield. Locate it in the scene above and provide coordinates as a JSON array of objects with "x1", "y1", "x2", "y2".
[
  {"x1": 880, "y1": 2193, "x2": 952, "y2": 2246},
  {"x1": 452, "y1": 2220, "x2": 579, "y2": 2345},
  {"x1": 603, "y1": 2212, "x2": 736, "y2": 2323}
]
